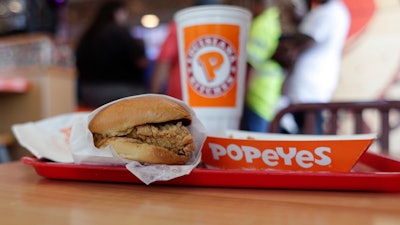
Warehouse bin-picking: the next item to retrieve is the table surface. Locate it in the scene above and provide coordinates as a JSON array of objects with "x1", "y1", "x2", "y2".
[{"x1": 1, "y1": 162, "x2": 400, "y2": 225}]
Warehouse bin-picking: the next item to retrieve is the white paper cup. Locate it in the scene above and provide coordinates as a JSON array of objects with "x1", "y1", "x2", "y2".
[{"x1": 174, "y1": 5, "x2": 252, "y2": 135}]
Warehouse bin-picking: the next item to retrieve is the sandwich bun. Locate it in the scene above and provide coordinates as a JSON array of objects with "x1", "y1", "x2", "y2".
[{"x1": 89, "y1": 95, "x2": 195, "y2": 165}]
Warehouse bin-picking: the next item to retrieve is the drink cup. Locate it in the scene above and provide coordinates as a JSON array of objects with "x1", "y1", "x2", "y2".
[{"x1": 174, "y1": 5, "x2": 252, "y2": 135}]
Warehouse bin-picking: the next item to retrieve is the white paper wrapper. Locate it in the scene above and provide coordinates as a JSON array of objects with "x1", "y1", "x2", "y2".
[
  {"x1": 13, "y1": 94, "x2": 207, "y2": 185},
  {"x1": 71, "y1": 94, "x2": 207, "y2": 184},
  {"x1": 12, "y1": 112, "x2": 87, "y2": 163}
]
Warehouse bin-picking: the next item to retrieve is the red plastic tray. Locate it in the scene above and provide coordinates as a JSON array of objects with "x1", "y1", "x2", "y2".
[{"x1": 21, "y1": 152, "x2": 400, "y2": 192}]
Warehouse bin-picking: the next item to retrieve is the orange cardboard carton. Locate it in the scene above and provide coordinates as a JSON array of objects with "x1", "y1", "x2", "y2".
[{"x1": 201, "y1": 130, "x2": 376, "y2": 172}]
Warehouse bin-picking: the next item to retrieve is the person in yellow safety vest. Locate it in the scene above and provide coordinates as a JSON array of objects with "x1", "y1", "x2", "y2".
[{"x1": 241, "y1": 0, "x2": 284, "y2": 132}]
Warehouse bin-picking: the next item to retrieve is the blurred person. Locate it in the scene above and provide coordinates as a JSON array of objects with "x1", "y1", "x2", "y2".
[
  {"x1": 282, "y1": 0, "x2": 350, "y2": 134},
  {"x1": 240, "y1": 0, "x2": 285, "y2": 132},
  {"x1": 278, "y1": 0, "x2": 308, "y2": 35},
  {"x1": 75, "y1": 0, "x2": 148, "y2": 108},
  {"x1": 290, "y1": 0, "x2": 309, "y2": 25},
  {"x1": 149, "y1": 0, "x2": 222, "y2": 100},
  {"x1": 271, "y1": 0, "x2": 309, "y2": 74}
]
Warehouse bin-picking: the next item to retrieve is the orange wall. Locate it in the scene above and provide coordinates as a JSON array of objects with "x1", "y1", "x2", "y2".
[
  {"x1": 335, "y1": 0, "x2": 400, "y2": 101},
  {"x1": 343, "y1": 0, "x2": 376, "y2": 40}
]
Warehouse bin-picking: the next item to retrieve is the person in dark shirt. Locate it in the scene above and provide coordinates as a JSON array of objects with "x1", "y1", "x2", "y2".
[{"x1": 75, "y1": 0, "x2": 148, "y2": 108}]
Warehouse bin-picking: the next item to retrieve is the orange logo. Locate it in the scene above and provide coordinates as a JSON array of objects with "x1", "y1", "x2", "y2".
[
  {"x1": 186, "y1": 36, "x2": 237, "y2": 98},
  {"x1": 60, "y1": 126, "x2": 72, "y2": 146},
  {"x1": 183, "y1": 24, "x2": 240, "y2": 107},
  {"x1": 201, "y1": 135, "x2": 375, "y2": 172},
  {"x1": 198, "y1": 52, "x2": 223, "y2": 81}
]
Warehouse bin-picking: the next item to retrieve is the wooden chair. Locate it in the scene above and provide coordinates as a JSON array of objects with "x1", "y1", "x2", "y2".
[{"x1": 268, "y1": 101, "x2": 400, "y2": 154}]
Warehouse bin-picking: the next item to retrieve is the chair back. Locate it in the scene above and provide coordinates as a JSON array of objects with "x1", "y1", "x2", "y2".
[{"x1": 269, "y1": 101, "x2": 400, "y2": 153}]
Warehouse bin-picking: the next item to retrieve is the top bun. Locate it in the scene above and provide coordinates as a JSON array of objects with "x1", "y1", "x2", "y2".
[{"x1": 89, "y1": 95, "x2": 192, "y2": 136}]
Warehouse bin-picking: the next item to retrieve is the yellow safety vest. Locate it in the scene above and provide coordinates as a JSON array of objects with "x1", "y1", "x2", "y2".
[{"x1": 246, "y1": 7, "x2": 284, "y2": 121}]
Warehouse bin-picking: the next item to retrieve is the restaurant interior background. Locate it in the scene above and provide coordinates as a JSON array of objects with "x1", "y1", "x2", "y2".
[{"x1": 1, "y1": 0, "x2": 400, "y2": 160}]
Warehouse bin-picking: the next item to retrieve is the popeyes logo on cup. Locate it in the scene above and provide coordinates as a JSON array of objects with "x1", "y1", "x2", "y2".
[
  {"x1": 201, "y1": 135, "x2": 375, "y2": 172},
  {"x1": 183, "y1": 24, "x2": 240, "y2": 107}
]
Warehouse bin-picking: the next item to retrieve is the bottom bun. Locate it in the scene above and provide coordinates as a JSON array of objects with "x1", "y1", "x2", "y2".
[{"x1": 108, "y1": 138, "x2": 191, "y2": 165}]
